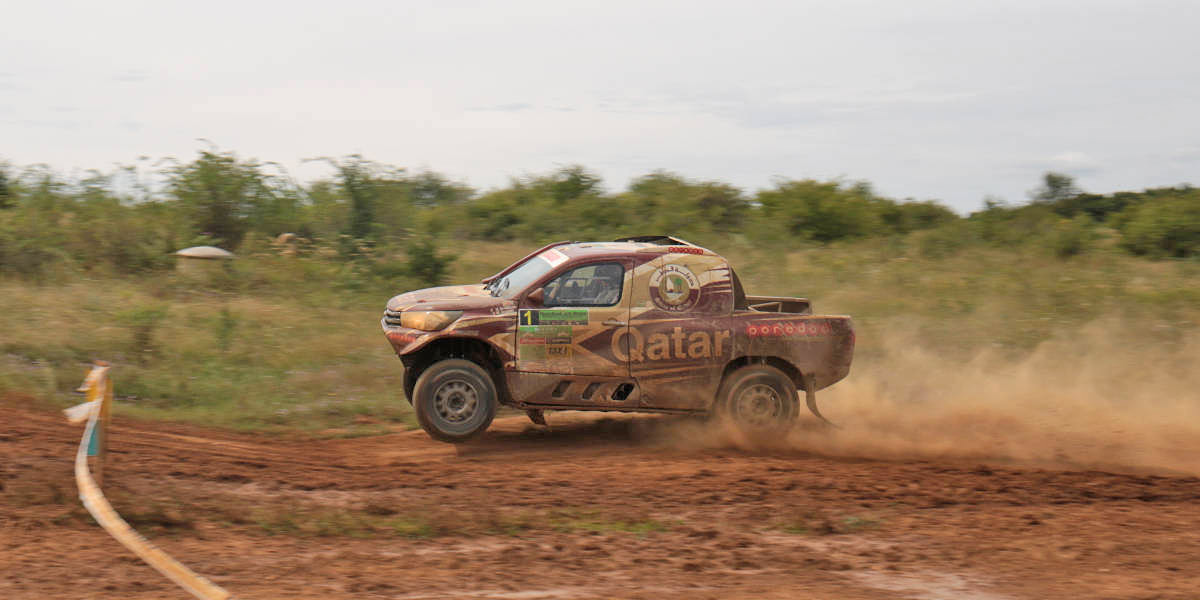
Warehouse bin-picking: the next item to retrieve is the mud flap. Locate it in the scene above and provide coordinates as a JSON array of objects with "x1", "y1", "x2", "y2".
[
  {"x1": 526, "y1": 409, "x2": 547, "y2": 426},
  {"x1": 802, "y1": 373, "x2": 837, "y2": 428}
]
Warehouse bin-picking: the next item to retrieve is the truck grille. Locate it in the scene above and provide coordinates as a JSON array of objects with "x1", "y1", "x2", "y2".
[{"x1": 383, "y1": 309, "x2": 404, "y2": 327}]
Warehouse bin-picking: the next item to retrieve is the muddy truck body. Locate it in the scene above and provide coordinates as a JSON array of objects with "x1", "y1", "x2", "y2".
[{"x1": 382, "y1": 236, "x2": 854, "y2": 442}]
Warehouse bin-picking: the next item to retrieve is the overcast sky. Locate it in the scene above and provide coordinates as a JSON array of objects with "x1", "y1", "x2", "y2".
[{"x1": 3, "y1": 0, "x2": 1198, "y2": 212}]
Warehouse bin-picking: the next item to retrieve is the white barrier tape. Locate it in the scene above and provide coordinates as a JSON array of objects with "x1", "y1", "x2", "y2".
[{"x1": 74, "y1": 393, "x2": 233, "y2": 600}]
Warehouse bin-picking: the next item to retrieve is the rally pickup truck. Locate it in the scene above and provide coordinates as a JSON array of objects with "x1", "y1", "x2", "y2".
[{"x1": 382, "y1": 236, "x2": 854, "y2": 442}]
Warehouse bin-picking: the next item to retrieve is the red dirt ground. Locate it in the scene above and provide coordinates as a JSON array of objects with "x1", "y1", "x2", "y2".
[{"x1": 4, "y1": 406, "x2": 1200, "y2": 599}]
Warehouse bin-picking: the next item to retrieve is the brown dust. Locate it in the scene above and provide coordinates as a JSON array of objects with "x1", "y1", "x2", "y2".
[{"x1": 661, "y1": 319, "x2": 1200, "y2": 475}]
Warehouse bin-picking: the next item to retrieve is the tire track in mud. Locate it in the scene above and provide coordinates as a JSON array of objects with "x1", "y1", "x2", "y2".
[{"x1": 5, "y1": 407, "x2": 1200, "y2": 599}]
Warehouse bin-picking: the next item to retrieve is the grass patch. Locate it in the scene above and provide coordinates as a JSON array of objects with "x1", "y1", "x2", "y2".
[
  {"x1": 548, "y1": 509, "x2": 676, "y2": 536},
  {"x1": 1, "y1": 239, "x2": 1197, "y2": 435},
  {"x1": 0, "y1": 274, "x2": 423, "y2": 433}
]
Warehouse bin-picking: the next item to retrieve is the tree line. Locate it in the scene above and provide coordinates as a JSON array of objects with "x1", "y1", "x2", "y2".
[{"x1": 0, "y1": 150, "x2": 1196, "y2": 281}]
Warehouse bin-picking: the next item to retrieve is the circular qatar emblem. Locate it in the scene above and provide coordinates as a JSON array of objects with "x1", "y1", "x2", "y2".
[{"x1": 649, "y1": 264, "x2": 701, "y2": 312}]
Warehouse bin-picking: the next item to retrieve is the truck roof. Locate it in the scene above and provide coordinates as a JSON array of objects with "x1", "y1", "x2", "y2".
[{"x1": 553, "y1": 241, "x2": 718, "y2": 259}]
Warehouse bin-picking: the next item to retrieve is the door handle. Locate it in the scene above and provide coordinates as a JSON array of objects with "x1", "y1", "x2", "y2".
[{"x1": 602, "y1": 319, "x2": 627, "y2": 327}]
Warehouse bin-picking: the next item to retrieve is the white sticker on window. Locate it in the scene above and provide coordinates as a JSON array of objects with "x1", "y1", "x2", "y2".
[{"x1": 540, "y1": 248, "x2": 569, "y2": 267}]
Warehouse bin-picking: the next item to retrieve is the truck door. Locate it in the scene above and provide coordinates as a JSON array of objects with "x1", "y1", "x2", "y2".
[
  {"x1": 516, "y1": 260, "x2": 631, "y2": 377},
  {"x1": 628, "y1": 253, "x2": 734, "y2": 409}
]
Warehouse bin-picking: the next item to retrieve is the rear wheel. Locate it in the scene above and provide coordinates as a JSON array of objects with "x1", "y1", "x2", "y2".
[
  {"x1": 413, "y1": 359, "x2": 497, "y2": 443},
  {"x1": 717, "y1": 364, "x2": 798, "y2": 435}
]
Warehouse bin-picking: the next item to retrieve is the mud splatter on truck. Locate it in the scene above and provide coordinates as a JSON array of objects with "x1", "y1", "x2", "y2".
[{"x1": 383, "y1": 236, "x2": 853, "y2": 442}]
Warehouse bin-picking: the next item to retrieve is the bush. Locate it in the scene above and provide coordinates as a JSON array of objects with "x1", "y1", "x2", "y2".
[
  {"x1": 0, "y1": 166, "x2": 11, "y2": 210},
  {"x1": 756, "y1": 180, "x2": 884, "y2": 243},
  {"x1": 405, "y1": 237, "x2": 456, "y2": 287},
  {"x1": 1120, "y1": 191, "x2": 1200, "y2": 258},
  {"x1": 916, "y1": 221, "x2": 980, "y2": 259},
  {"x1": 0, "y1": 224, "x2": 67, "y2": 277},
  {"x1": 880, "y1": 200, "x2": 959, "y2": 234},
  {"x1": 167, "y1": 149, "x2": 299, "y2": 250},
  {"x1": 968, "y1": 200, "x2": 1059, "y2": 247},
  {"x1": 617, "y1": 172, "x2": 750, "y2": 240},
  {"x1": 1047, "y1": 216, "x2": 1095, "y2": 258}
]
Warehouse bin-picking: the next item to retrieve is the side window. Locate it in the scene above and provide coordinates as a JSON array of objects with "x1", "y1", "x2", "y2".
[{"x1": 544, "y1": 262, "x2": 624, "y2": 307}]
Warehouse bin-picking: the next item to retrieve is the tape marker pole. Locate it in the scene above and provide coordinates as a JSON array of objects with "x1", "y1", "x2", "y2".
[
  {"x1": 72, "y1": 366, "x2": 233, "y2": 600},
  {"x1": 96, "y1": 375, "x2": 112, "y2": 486}
]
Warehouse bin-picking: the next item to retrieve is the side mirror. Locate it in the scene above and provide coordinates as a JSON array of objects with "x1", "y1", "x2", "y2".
[{"x1": 526, "y1": 288, "x2": 544, "y2": 307}]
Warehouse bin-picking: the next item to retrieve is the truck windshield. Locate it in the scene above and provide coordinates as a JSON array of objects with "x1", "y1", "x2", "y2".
[{"x1": 491, "y1": 256, "x2": 554, "y2": 298}]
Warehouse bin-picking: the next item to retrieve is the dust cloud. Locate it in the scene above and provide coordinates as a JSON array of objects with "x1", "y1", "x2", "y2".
[{"x1": 664, "y1": 319, "x2": 1200, "y2": 475}]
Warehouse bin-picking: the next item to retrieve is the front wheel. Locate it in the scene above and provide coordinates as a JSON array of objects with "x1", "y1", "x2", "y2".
[
  {"x1": 716, "y1": 364, "x2": 798, "y2": 436},
  {"x1": 413, "y1": 359, "x2": 497, "y2": 443}
]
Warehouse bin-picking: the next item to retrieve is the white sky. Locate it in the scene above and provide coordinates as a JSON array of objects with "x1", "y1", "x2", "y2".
[{"x1": 3, "y1": 0, "x2": 1198, "y2": 212}]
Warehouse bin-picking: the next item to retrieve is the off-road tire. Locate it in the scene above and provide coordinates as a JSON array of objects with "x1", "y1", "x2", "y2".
[
  {"x1": 413, "y1": 359, "x2": 497, "y2": 443},
  {"x1": 716, "y1": 364, "x2": 799, "y2": 436}
]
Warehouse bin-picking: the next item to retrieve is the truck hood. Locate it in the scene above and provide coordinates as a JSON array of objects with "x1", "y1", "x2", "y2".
[{"x1": 385, "y1": 284, "x2": 505, "y2": 312}]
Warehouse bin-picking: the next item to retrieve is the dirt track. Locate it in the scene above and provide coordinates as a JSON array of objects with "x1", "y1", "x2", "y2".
[{"x1": 4, "y1": 406, "x2": 1200, "y2": 599}]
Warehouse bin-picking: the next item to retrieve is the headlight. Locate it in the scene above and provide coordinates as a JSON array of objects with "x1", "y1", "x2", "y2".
[{"x1": 399, "y1": 310, "x2": 462, "y2": 331}]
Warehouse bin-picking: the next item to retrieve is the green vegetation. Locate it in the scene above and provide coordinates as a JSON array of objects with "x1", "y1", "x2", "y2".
[
  {"x1": 0, "y1": 151, "x2": 1197, "y2": 433},
  {"x1": 1, "y1": 152, "x2": 1196, "y2": 280},
  {"x1": 549, "y1": 510, "x2": 676, "y2": 536}
]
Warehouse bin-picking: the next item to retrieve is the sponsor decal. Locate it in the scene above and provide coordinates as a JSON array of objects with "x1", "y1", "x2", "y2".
[
  {"x1": 612, "y1": 326, "x2": 731, "y2": 362},
  {"x1": 519, "y1": 325, "x2": 573, "y2": 345},
  {"x1": 539, "y1": 248, "x2": 569, "y2": 267},
  {"x1": 519, "y1": 324, "x2": 574, "y2": 361},
  {"x1": 747, "y1": 320, "x2": 834, "y2": 338},
  {"x1": 519, "y1": 344, "x2": 573, "y2": 360},
  {"x1": 520, "y1": 308, "x2": 588, "y2": 326},
  {"x1": 519, "y1": 342, "x2": 573, "y2": 361},
  {"x1": 648, "y1": 264, "x2": 701, "y2": 312}
]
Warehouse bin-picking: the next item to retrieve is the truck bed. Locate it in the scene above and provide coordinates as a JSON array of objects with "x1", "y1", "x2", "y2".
[{"x1": 729, "y1": 308, "x2": 854, "y2": 391}]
